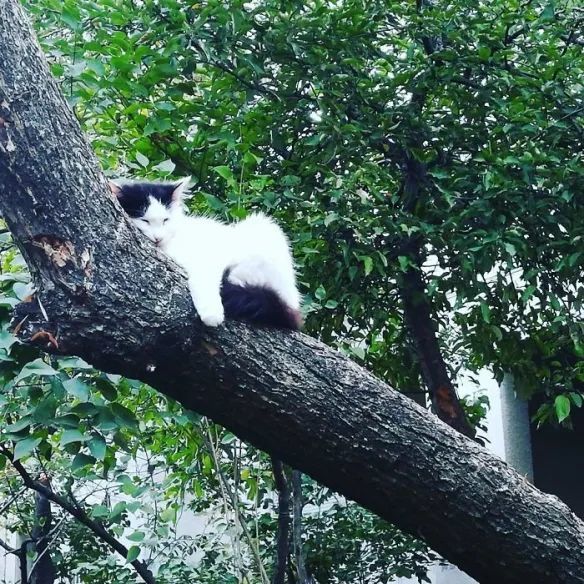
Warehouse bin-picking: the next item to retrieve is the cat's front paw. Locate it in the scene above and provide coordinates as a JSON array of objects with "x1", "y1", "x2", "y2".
[{"x1": 197, "y1": 306, "x2": 225, "y2": 327}]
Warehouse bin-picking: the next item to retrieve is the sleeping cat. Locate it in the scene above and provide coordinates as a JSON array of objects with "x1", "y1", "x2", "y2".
[{"x1": 110, "y1": 177, "x2": 302, "y2": 329}]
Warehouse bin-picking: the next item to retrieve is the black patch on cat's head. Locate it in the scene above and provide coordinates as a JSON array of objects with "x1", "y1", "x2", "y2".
[{"x1": 113, "y1": 181, "x2": 176, "y2": 218}]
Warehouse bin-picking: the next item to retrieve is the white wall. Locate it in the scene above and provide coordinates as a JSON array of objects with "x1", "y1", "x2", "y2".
[{"x1": 0, "y1": 528, "x2": 19, "y2": 584}]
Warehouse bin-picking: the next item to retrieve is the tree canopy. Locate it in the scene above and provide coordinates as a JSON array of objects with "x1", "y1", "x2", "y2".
[{"x1": 0, "y1": 0, "x2": 583, "y2": 583}]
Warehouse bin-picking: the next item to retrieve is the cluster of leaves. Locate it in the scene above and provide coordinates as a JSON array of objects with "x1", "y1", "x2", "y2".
[
  {"x1": 24, "y1": 0, "x2": 583, "y2": 409},
  {"x1": 1, "y1": 0, "x2": 583, "y2": 581}
]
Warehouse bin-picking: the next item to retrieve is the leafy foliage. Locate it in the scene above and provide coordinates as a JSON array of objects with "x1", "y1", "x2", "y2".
[{"x1": 1, "y1": 0, "x2": 583, "y2": 581}]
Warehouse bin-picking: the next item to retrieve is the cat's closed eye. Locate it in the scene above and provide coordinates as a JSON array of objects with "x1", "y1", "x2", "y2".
[{"x1": 163, "y1": 218, "x2": 169, "y2": 224}]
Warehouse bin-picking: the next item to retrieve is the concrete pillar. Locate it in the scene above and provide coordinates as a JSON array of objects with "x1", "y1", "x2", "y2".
[{"x1": 499, "y1": 374, "x2": 534, "y2": 481}]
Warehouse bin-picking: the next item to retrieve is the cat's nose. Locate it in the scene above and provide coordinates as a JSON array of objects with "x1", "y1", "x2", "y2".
[{"x1": 154, "y1": 238, "x2": 162, "y2": 245}]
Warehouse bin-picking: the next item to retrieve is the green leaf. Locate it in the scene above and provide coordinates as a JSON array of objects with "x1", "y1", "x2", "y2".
[
  {"x1": 491, "y1": 326, "x2": 503, "y2": 342},
  {"x1": 213, "y1": 165, "x2": 234, "y2": 181},
  {"x1": 88, "y1": 436, "x2": 107, "y2": 460},
  {"x1": 63, "y1": 378, "x2": 91, "y2": 401},
  {"x1": 480, "y1": 302, "x2": 491, "y2": 324},
  {"x1": 8, "y1": 284, "x2": 27, "y2": 302},
  {"x1": 305, "y1": 134, "x2": 322, "y2": 146},
  {"x1": 362, "y1": 256, "x2": 373, "y2": 276},
  {"x1": 0, "y1": 330, "x2": 18, "y2": 351},
  {"x1": 554, "y1": 395, "x2": 571, "y2": 423},
  {"x1": 32, "y1": 397, "x2": 58, "y2": 423},
  {"x1": 60, "y1": 429, "x2": 89, "y2": 447},
  {"x1": 135, "y1": 152, "x2": 149, "y2": 167},
  {"x1": 6, "y1": 417, "x2": 32, "y2": 432},
  {"x1": 160, "y1": 506, "x2": 176, "y2": 523},
  {"x1": 521, "y1": 285, "x2": 536, "y2": 303},
  {"x1": 56, "y1": 356, "x2": 93, "y2": 370},
  {"x1": 90, "y1": 505, "x2": 110, "y2": 519},
  {"x1": 111, "y1": 403, "x2": 138, "y2": 428},
  {"x1": 71, "y1": 453, "x2": 96, "y2": 472},
  {"x1": 398, "y1": 256, "x2": 409, "y2": 272},
  {"x1": 109, "y1": 501, "x2": 127, "y2": 523},
  {"x1": 127, "y1": 531, "x2": 145, "y2": 542},
  {"x1": 324, "y1": 212, "x2": 338, "y2": 227},
  {"x1": 478, "y1": 46, "x2": 491, "y2": 60},
  {"x1": 95, "y1": 378, "x2": 118, "y2": 401},
  {"x1": 126, "y1": 546, "x2": 140, "y2": 563},
  {"x1": 13, "y1": 437, "x2": 42, "y2": 461},
  {"x1": 153, "y1": 159, "x2": 176, "y2": 173},
  {"x1": 14, "y1": 358, "x2": 58, "y2": 383},
  {"x1": 60, "y1": 6, "x2": 81, "y2": 30}
]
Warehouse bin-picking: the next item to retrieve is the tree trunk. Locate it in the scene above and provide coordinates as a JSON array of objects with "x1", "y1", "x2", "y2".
[
  {"x1": 1, "y1": 2, "x2": 584, "y2": 582},
  {"x1": 271, "y1": 458, "x2": 291, "y2": 584},
  {"x1": 30, "y1": 476, "x2": 55, "y2": 584},
  {"x1": 291, "y1": 471, "x2": 310, "y2": 584},
  {"x1": 400, "y1": 256, "x2": 475, "y2": 438},
  {"x1": 398, "y1": 149, "x2": 474, "y2": 439},
  {"x1": 17, "y1": 542, "x2": 28, "y2": 584}
]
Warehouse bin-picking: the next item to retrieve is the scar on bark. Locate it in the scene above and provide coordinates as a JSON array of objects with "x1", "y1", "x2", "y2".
[
  {"x1": 32, "y1": 235, "x2": 93, "y2": 279},
  {"x1": 0, "y1": 116, "x2": 16, "y2": 153},
  {"x1": 30, "y1": 329, "x2": 59, "y2": 349},
  {"x1": 10, "y1": 296, "x2": 59, "y2": 349},
  {"x1": 202, "y1": 341, "x2": 220, "y2": 356},
  {"x1": 32, "y1": 235, "x2": 76, "y2": 268},
  {"x1": 435, "y1": 385, "x2": 462, "y2": 419}
]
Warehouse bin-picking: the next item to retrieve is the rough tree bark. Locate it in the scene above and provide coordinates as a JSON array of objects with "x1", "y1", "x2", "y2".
[
  {"x1": 398, "y1": 155, "x2": 475, "y2": 439},
  {"x1": 29, "y1": 475, "x2": 56, "y2": 584},
  {"x1": 291, "y1": 471, "x2": 310, "y2": 584},
  {"x1": 1, "y1": 2, "x2": 584, "y2": 582},
  {"x1": 271, "y1": 458, "x2": 291, "y2": 584}
]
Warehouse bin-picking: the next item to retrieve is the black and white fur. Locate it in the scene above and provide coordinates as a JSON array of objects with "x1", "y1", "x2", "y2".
[{"x1": 111, "y1": 177, "x2": 302, "y2": 329}]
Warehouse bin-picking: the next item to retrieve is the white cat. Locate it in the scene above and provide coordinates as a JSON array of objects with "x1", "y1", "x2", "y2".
[{"x1": 111, "y1": 177, "x2": 302, "y2": 329}]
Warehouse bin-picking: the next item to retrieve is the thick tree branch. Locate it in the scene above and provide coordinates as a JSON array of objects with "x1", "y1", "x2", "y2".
[
  {"x1": 2, "y1": 2, "x2": 584, "y2": 582},
  {"x1": 396, "y1": 0, "x2": 476, "y2": 438},
  {"x1": 396, "y1": 145, "x2": 474, "y2": 437}
]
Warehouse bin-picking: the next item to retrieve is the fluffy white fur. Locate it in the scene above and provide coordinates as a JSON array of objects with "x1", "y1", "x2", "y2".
[{"x1": 123, "y1": 178, "x2": 300, "y2": 327}]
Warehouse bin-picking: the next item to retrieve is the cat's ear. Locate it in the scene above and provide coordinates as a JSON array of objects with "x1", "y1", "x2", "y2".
[
  {"x1": 171, "y1": 176, "x2": 191, "y2": 204},
  {"x1": 108, "y1": 180, "x2": 123, "y2": 198}
]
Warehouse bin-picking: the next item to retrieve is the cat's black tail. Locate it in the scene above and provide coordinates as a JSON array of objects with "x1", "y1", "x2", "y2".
[{"x1": 221, "y1": 277, "x2": 302, "y2": 330}]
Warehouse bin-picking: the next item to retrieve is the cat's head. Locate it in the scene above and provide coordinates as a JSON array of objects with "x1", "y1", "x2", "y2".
[{"x1": 110, "y1": 177, "x2": 190, "y2": 246}]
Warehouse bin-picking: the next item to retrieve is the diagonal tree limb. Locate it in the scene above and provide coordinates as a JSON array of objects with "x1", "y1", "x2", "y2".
[{"x1": 1, "y1": 2, "x2": 584, "y2": 583}]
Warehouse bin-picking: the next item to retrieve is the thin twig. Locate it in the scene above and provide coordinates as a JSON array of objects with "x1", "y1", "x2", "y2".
[
  {"x1": 203, "y1": 423, "x2": 270, "y2": 584},
  {"x1": 0, "y1": 486, "x2": 27, "y2": 516},
  {"x1": 0, "y1": 535, "x2": 15, "y2": 553},
  {"x1": 28, "y1": 514, "x2": 67, "y2": 576}
]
